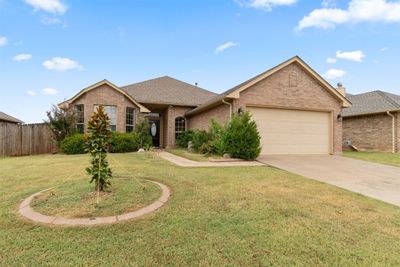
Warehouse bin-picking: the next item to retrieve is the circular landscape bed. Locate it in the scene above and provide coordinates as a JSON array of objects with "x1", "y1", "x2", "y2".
[{"x1": 19, "y1": 178, "x2": 170, "y2": 226}]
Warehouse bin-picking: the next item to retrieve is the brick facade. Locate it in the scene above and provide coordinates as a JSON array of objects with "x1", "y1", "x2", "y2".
[
  {"x1": 343, "y1": 113, "x2": 398, "y2": 152},
  {"x1": 163, "y1": 106, "x2": 192, "y2": 148},
  {"x1": 71, "y1": 84, "x2": 142, "y2": 133},
  {"x1": 188, "y1": 62, "x2": 343, "y2": 154}
]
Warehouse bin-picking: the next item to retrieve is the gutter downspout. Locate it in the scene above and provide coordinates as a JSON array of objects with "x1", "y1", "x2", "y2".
[
  {"x1": 387, "y1": 111, "x2": 396, "y2": 153},
  {"x1": 222, "y1": 99, "x2": 232, "y2": 120}
]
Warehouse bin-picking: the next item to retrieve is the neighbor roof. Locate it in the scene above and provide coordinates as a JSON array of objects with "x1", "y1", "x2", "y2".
[
  {"x1": 342, "y1": 90, "x2": 400, "y2": 117},
  {"x1": 0, "y1": 111, "x2": 23, "y2": 123},
  {"x1": 186, "y1": 56, "x2": 351, "y2": 116},
  {"x1": 121, "y1": 76, "x2": 217, "y2": 107}
]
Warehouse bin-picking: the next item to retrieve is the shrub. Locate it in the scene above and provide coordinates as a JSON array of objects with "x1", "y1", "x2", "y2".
[
  {"x1": 136, "y1": 119, "x2": 153, "y2": 150},
  {"x1": 60, "y1": 134, "x2": 86, "y2": 154},
  {"x1": 191, "y1": 130, "x2": 213, "y2": 151},
  {"x1": 110, "y1": 132, "x2": 140, "y2": 153},
  {"x1": 176, "y1": 129, "x2": 194, "y2": 148},
  {"x1": 221, "y1": 112, "x2": 261, "y2": 160}
]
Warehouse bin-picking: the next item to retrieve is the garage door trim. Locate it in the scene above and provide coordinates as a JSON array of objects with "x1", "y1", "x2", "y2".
[{"x1": 246, "y1": 104, "x2": 334, "y2": 155}]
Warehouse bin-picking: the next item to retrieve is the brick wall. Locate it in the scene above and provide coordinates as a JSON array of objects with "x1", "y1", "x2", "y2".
[
  {"x1": 165, "y1": 106, "x2": 192, "y2": 147},
  {"x1": 343, "y1": 113, "x2": 396, "y2": 152},
  {"x1": 187, "y1": 62, "x2": 344, "y2": 153},
  {"x1": 187, "y1": 104, "x2": 230, "y2": 130}
]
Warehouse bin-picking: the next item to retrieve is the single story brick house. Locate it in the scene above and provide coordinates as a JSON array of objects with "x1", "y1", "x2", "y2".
[
  {"x1": 0, "y1": 111, "x2": 23, "y2": 124},
  {"x1": 59, "y1": 56, "x2": 351, "y2": 155},
  {"x1": 342, "y1": 90, "x2": 400, "y2": 152}
]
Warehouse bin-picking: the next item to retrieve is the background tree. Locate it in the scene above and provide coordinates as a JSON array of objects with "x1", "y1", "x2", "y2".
[
  {"x1": 85, "y1": 106, "x2": 113, "y2": 192},
  {"x1": 45, "y1": 105, "x2": 76, "y2": 145}
]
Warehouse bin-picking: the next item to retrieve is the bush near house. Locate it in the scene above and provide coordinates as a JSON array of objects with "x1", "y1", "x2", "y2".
[
  {"x1": 110, "y1": 132, "x2": 140, "y2": 153},
  {"x1": 136, "y1": 119, "x2": 153, "y2": 150},
  {"x1": 179, "y1": 112, "x2": 261, "y2": 160},
  {"x1": 60, "y1": 134, "x2": 86, "y2": 154}
]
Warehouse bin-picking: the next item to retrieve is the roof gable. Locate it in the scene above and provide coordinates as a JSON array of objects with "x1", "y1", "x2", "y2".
[
  {"x1": 59, "y1": 80, "x2": 150, "y2": 113},
  {"x1": 121, "y1": 76, "x2": 217, "y2": 107},
  {"x1": 187, "y1": 56, "x2": 351, "y2": 116}
]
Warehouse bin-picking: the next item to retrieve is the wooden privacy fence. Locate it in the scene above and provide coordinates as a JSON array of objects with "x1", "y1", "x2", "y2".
[{"x1": 0, "y1": 122, "x2": 57, "y2": 157}]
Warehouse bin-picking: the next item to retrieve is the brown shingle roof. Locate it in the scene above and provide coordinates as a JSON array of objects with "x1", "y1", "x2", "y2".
[
  {"x1": 121, "y1": 76, "x2": 217, "y2": 107},
  {"x1": 0, "y1": 111, "x2": 23, "y2": 123},
  {"x1": 342, "y1": 90, "x2": 400, "y2": 117}
]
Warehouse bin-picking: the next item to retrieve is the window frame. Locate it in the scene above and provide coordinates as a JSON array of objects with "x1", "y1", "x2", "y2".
[
  {"x1": 126, "y1": 107, "x2": 135, "y2": 133},
  {"x1": 175, "y1": 117, "x2": 186, "y2": 140},
  {"x1": 94, "y1": 105, "x2": 117, "y2": 131},
  {"x1": 75, "y1": 104, "x2": 84, "y2": 133}
]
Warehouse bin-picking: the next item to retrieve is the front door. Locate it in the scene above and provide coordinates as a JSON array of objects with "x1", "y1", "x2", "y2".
[{"x1": 149, "y1": 120, "x2": 160, "y2": 147}]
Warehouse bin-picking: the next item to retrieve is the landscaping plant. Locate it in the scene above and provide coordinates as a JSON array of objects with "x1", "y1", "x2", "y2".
[
  {"x1": 110, "y1": 132, "x2": 140, "y2": 153},
  {"x1": 45, "y1": 105, "x2": 76, "y2": 145},
  {"x1": 222, "y1": 112, "x2": 261, "y2": 160},
  {"x1": 136, "y1": 119, "x2": 153, "y2": 150},
  {"x1": 85, "y1": 106, "x2": 113, "y2": 192},
  {"x1": 60, "y1": 133, "x2": 86, "y2": 154}
]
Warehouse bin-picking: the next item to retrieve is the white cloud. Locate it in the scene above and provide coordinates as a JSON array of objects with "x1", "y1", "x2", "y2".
[
  {"x1": 215, "y1": 42, "x2": 238, "y2": 54},
  {"x1": 0, "y1": 35, "x2": 7, "y2": 47},
  {"x1": 297, "y1": 0, "x2": 400, "y2": 31},
  {"x1": 324, "y1": 68, "x2": 346, "y2": 80},
  {"x1": 326, "y1": 57, "x2": 337, "y2": 64},
  {"x1": 380, "y1": 47, "x2": 389, "y2": 52},
  {"x1": 336, "y1": 50, "x2": 366, "y2": 62},
  {"x1": 42, "y1": 57, "x2": 83, "y2": 71},
  {"x1": 27, "y1": 90, "x2": 37, "y2": 96},
  {"x1": 42, "y1": 87, "x2": 59, "y2": 95},
  {"x1": 24, "y1": 0, "x2": 67, "y2": 14},
  {"x1": 235, "y1": 0, "x2": 297, "y2": 10},
  {"x1": 13, "y1": 54, "x2": 32, "y2": 62}
]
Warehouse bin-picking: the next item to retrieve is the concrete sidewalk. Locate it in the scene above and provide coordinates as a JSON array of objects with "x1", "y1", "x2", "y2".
[{"x1": 158, "y1": 151, "x2": 264, "y2": 167}]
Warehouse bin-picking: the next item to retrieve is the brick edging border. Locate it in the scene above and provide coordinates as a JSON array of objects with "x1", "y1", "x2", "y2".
[{"x1": 18, "y1": 180, "x2": 170, "y2": 226}]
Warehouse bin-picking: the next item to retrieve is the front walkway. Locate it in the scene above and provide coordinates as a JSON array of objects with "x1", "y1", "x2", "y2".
[
  {"x1": 158, "y1": 151, "x2": 264, "y2": 167},
  {"x1": 258, "y1": 155, "x2": 400, "y2": 207}
]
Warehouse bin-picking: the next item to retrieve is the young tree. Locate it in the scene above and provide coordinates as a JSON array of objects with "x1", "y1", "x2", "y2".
[
  {"x1": 85, "y1": 106, "x2": 113, "y2": 192},
  {"x1": 45, "y1": 105, "x2": 76, "y2": 145}
]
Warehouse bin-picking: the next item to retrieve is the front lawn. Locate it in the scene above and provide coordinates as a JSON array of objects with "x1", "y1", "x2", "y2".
[
  {"x1": 344, "y1": 151, "x2": 400, "y2": 167},
  {"x1": 166, "y1": 148, "x2": 211, "y2": 162},
  {"x1": 1, "y1": 153, "x2": 400, "y2": 266}
]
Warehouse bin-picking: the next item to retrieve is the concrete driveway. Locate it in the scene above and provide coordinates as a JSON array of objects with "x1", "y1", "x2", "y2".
[{"x1": 258, "y1": 155, "x2": 400, "y2": 207}]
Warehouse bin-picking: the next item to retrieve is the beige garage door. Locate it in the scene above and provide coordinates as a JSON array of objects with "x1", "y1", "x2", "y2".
[{"x1": 248, "y1": 107, "x2": 331, "y2": 155}]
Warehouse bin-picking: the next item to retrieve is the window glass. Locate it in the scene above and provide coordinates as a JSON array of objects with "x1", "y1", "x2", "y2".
[
  {"x1": 94, "y1": 105, "x2": 117, "y2": 131},
  {"x1": 175, "y1": 117, "x2": 186, "y2": 140},
  {"x1": 126, "y1": 107, "x2": 135, "y2": 133},
  {"x1": 74, "y1": 104, "x2": 84, "y2": 133}
]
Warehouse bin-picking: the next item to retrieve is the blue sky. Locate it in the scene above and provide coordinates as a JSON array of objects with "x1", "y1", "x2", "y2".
[{"x1": 1, "y1": 0, "x2": 400, "y2": 122}]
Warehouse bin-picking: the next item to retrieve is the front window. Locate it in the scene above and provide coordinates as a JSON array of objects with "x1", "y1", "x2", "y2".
[
  {"x1": 175, "y1": 117, "x2": 186, "y2": 140},
  {"x1": 94, "y1": 105, "x2": 117, "y2": 131},
  {"x1": 126, "y1": 107, "x2": 135, "y2": 133},
  {"x1": 75, "y1": 104, "x2": 84, "y2": 133}
]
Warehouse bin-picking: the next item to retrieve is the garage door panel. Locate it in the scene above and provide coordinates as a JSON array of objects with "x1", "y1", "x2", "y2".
[{"x1": 249, "y1": 107, "x2": 330, "y2": 155}]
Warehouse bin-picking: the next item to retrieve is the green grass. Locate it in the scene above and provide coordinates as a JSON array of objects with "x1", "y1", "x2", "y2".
[
  {"x1": 344, "y1": 151, "x2": 400, "y2": 167},
  {"x1": 31, "y1": 178, "x2": 161, "y2": 218},
  {"x1": 166, "y1": 148, "x2": 210, "y2": 162},
  {"x1": 1, "y1": 153, "x2": 400, "y2": 266}
]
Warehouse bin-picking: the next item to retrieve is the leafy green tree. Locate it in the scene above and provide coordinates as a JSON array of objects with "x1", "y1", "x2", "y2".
[
  {"x1": 45, "y1": 105, "x2": 76, "y2": 145},
  {"x1": 85, "y1": 106, "x2": 113, "y2": 192},
  {"x1": 136, "y1": 119, "x2": 153, "y2": 150}
]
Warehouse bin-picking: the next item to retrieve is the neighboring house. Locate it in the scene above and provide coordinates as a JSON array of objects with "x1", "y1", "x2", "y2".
[
  {"x1": 0, "y1": 111, "x2": 23, "y2": 124},
  {"x1": 60, "y1": 56, "x2": 351, "y2": 154},
  {"x1": 342, "y1": 90, "x2": 400, "y2": 152}
]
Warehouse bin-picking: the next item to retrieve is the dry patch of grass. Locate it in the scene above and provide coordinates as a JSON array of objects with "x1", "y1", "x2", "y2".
[{"x1": 166, "y1": 148, "x2": 210, "y2": 162}]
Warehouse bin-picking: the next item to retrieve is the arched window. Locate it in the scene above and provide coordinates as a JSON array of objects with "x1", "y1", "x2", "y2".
[{"x1": 175, "y1": 117, "x2": 186, "y2": 140}]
